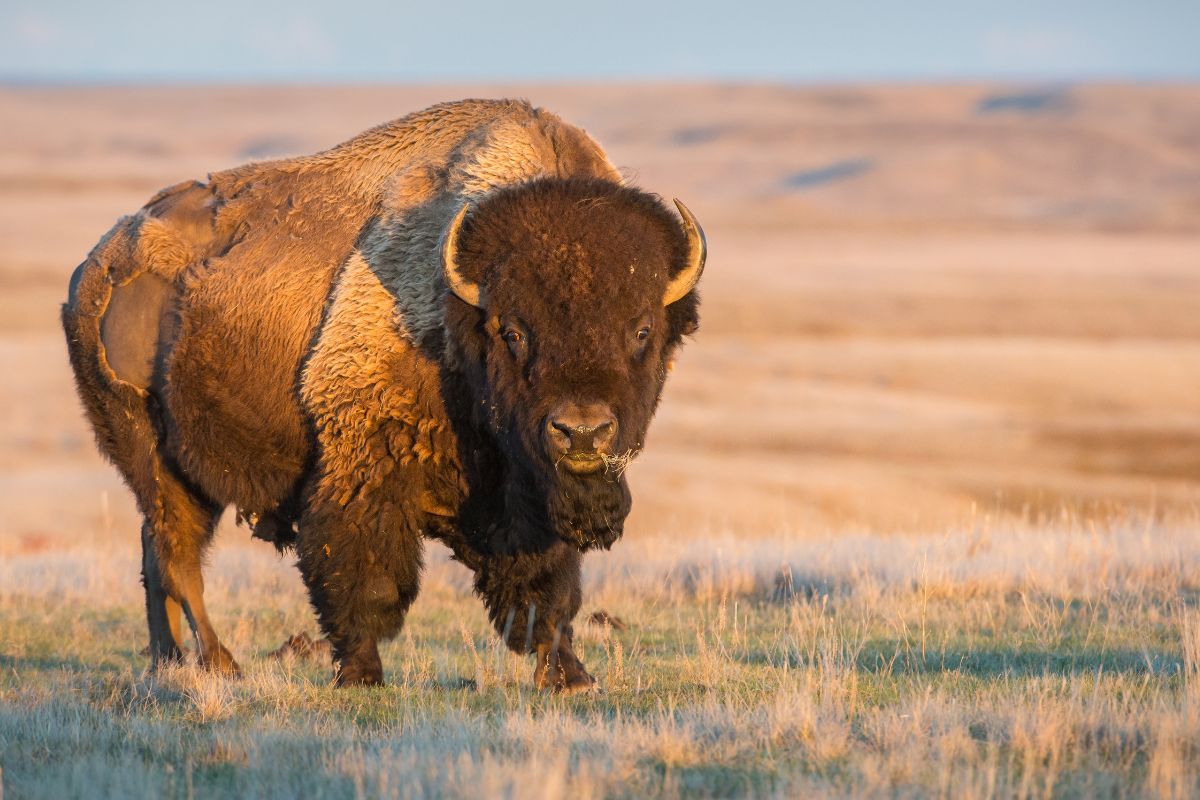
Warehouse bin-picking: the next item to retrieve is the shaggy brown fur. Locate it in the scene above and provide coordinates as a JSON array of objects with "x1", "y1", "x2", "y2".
[{"x1": 62, "y1": 99, "x2": 701, "y2": 690}]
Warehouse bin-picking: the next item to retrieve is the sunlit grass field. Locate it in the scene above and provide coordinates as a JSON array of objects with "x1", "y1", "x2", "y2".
[{"x1": 3, "y1": 514, "x2": 1199, "y2": 798}]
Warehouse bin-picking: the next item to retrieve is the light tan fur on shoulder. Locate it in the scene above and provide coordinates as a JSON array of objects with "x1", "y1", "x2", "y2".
[
  {"x1": 354, "y1": 102, "x2": 620, "y2": 347},
  {"x1": 299, "y1": 99, "x2": 620, "y2": 524}
]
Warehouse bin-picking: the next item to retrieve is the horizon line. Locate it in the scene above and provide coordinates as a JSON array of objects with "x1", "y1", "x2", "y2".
[{"x1": 4, "y1": 73, "x2": 1200, "y2": 89}]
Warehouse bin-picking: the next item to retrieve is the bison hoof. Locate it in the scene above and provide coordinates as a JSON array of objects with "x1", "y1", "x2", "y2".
[
  {"x1": 200, "y1": 644, "x2": 241, "y2": 676},
  {"x1": 534, "y1": 649, "x2": 598, "y2": 695},
  {"x1": 144, "y1": 643, "x2": 188, "y2": 668},
  {"x1": 335, "y1": 665, "x2": 385, "y2": 687},
  {"x1": 555, "y1": 671, "x2": 599, "y2": 696},
  {"x1": 333, "y1": 639, "x2": 384, "y2": 687}
]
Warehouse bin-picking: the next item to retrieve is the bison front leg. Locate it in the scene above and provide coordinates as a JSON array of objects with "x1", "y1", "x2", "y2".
[
  {"x1": 296, "y1": 498, "x2": 422, "y2": 687},
  {"x1": 474, "y1": 541, "x2": 596, "y2": 694}
]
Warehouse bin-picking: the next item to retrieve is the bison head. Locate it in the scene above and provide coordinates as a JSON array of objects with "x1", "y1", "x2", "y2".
[{"x1": 441, "y1": 177, "x2": 703, "y2": 550}]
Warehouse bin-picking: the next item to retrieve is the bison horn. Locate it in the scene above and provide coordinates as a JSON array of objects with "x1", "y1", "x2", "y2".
[
  {"x1": 441, "y1": 203, "x2": 486, "y2": 308},
  {"x1": 663, "y1": 199, "x2": 706, "y2": 306}
]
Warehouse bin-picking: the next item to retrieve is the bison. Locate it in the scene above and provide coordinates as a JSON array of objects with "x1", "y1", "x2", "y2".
[{"x1": 62, "y1": 98, "x2": 704, "y2": 692}]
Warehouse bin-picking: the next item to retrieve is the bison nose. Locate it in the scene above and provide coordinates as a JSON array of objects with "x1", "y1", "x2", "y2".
[
  {"x1": 545, "y1": 403, "x2": 618, "y2": 456},
  {"x1": 550, "y1": 419, "x2": 615, "y2": 453}
]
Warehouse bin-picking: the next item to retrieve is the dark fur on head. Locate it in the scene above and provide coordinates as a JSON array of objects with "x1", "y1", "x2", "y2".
[{"x1": 444, "y1": 177, "x2": 700, "y2": 550}]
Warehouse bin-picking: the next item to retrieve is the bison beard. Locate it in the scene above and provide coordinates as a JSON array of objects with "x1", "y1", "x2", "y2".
[
  {"x1": 544, "y1": 471, "x2": 632, "y2": 551},
  {"x1": 483, "y1": 465, "x2": 632, "y2": 554},
  {"x1": 60, "y1": 99, "x2": 702, "y2": 692}
]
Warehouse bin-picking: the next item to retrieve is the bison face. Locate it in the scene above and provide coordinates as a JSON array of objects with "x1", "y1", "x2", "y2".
[{"x1": 442, "y1": 178, "x2": 703, "y2": 548}]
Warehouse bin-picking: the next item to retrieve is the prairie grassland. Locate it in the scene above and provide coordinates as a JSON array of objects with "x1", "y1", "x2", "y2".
[
  {"x1": 3, "y1": 514, "x2": 1200, "y2": 798},
  {"x1": 3, "y1": 83, "x2": 1200, "y2": 798}
]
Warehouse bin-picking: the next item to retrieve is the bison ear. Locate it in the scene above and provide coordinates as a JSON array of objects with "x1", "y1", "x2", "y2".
[
  {"x1": 441, "y1": 203, "x2": 486, "y2": 308},
  {"x1": 663, "y1": 199, "x2": 706, "y2": 306}
]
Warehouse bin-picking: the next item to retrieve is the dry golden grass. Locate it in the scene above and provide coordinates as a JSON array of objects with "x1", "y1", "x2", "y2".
[{"x1": 3, "y1": 514, "x2": 1200, "y2": 797}]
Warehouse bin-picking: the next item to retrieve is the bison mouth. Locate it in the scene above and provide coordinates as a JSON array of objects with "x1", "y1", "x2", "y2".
[
  {"x1": 558, "y1": 452, "x2": 606, "y2": 475},
  {"x1": 555, "y1": 448, "x2": 641, "y2": 478},
  {"x1": 543, "y1": 402, "x2": 618, "y2": 477}
]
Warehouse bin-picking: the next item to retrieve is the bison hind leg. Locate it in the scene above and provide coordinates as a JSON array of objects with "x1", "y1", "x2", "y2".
[
  {"x1": 142, "y1": 522, "x2": 187, "y2": 666},
  {"x1": 63, "y1": 248, "x2": 238, "y2": 676},
  {"x1": 146, "y1": 479, "x2": 240, "y2": 675}
]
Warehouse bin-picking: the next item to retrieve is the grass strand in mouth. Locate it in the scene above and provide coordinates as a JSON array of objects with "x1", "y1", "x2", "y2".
[{"x1": 601, "y1": 448, "x2": 639, "y2": 477}]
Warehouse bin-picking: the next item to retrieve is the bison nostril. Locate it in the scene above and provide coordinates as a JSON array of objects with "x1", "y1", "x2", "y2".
[
  {"x1": 549, "y1": 419, "x2": 576, "y2": 448},
  {"x1": 591, "y1": 419, "x2": 616, "y2": 450},
  {"x1": 546, "y1": 409, "x2": 618, "y2": 455}
]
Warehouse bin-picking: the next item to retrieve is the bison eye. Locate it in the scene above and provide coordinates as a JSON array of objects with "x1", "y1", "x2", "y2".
[
  {"x1": 502, "y1": 327, "x2": 527, "y2": 357},
  {"x1": 635, "y1": 327, "x2": 651, "y2": 341}
]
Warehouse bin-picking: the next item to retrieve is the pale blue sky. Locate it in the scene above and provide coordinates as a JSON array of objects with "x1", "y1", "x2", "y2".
[{"x1": 2, "y1": 0, "x2": 1197, "y2": 83}]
